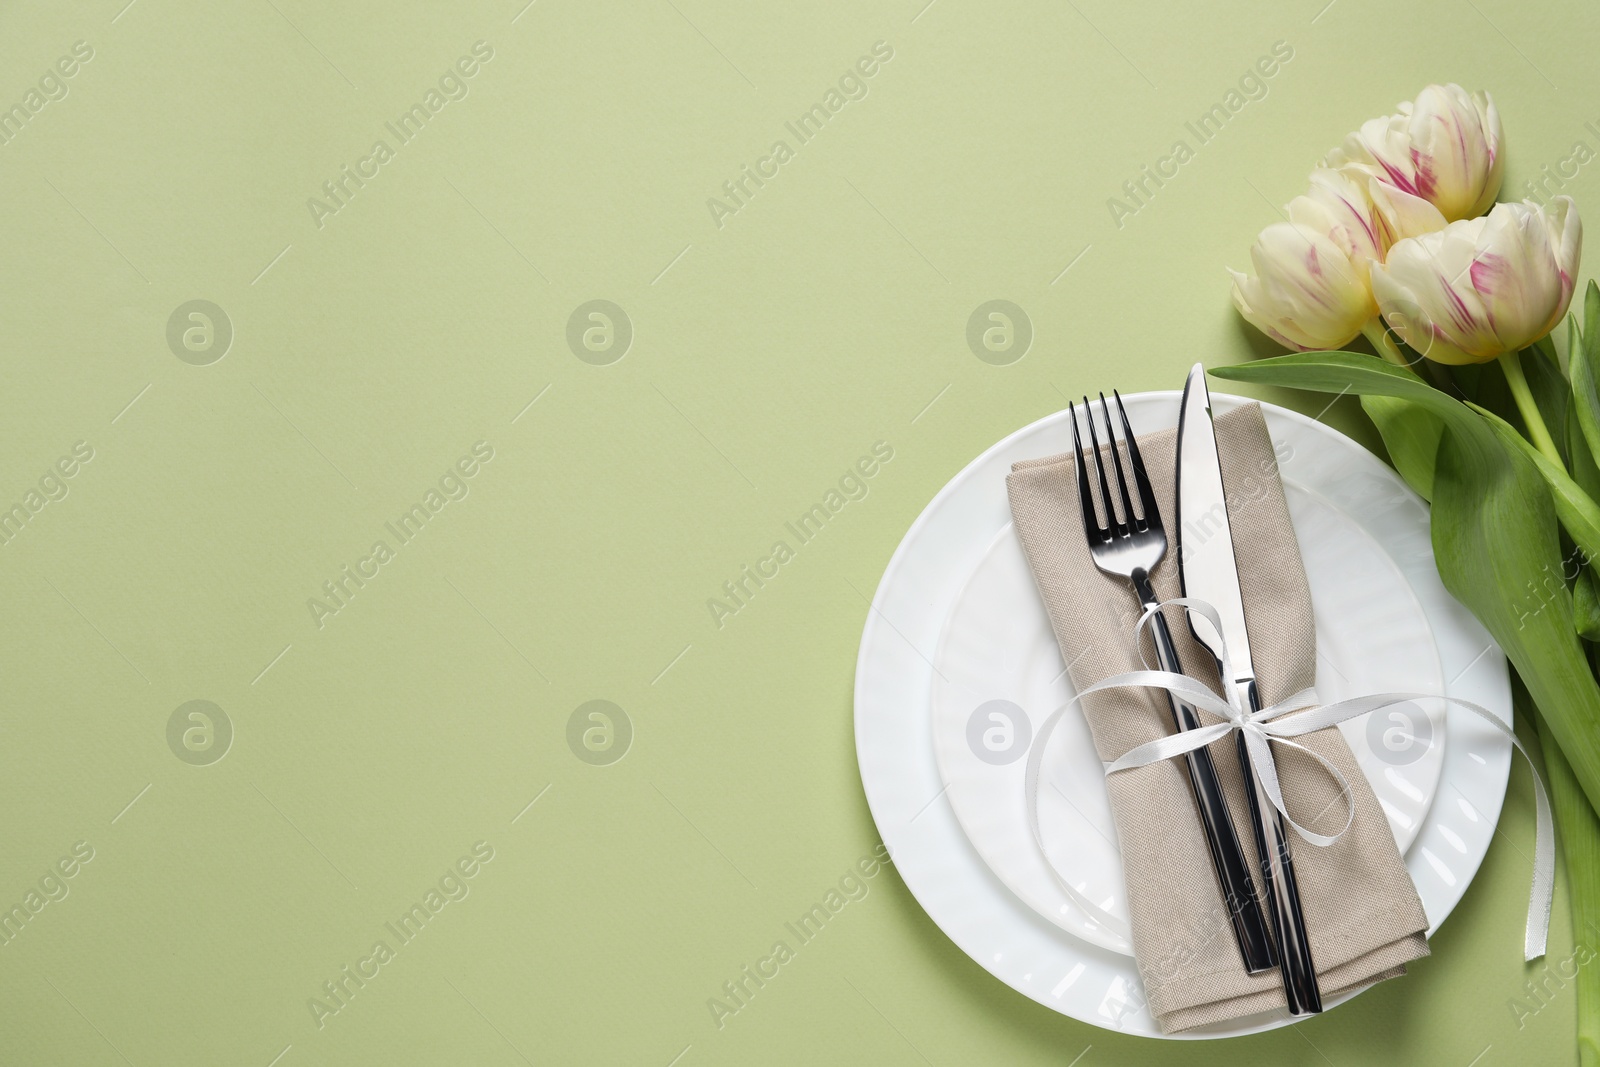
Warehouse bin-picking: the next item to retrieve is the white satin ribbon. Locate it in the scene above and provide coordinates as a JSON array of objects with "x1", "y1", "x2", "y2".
[{"x1": 1024, "y1": 597, "x2": 1553, "y2": 961}]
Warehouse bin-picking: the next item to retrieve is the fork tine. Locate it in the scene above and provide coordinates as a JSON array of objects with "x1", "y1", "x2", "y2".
[
  {"x1": 1081, "y1": 395, "x2": 1123, "y2": 536},
  {"x1": 1099, "y1": 392, "x2": 1139, "y2": 533},
  {"x1": 1113, "y1": 389, "x2": 1160, "y2": 531},
  {"x1": 1069, "y1": 401, "x2": 1106, "y2": 541}
]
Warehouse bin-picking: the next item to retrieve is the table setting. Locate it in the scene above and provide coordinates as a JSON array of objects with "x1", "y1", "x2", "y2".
[
  {"x1": 15, "y1": 2, "x2": 1600, "y2": 1062},
  {"x1": 857, "y1": 81, "x2": 1598, "y2": 1051}
]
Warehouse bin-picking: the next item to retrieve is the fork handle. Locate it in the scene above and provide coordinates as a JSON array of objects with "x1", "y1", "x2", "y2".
[{"x1": 1131, "y1": 575, "x2": 1277, "y2": 976}]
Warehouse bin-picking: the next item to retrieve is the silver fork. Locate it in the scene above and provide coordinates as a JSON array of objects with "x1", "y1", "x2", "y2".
[{"x1": 1070, "y1": 391, "x2": 1277, "y2": 976}]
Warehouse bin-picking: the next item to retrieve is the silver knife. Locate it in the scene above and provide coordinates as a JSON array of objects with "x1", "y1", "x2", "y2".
[{"x1": 1175, "y1": 363, "x2": 1322, "y2": 1015}]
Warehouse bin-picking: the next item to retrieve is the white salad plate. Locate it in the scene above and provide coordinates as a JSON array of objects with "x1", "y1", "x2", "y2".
[
  {"x1": 853, "y1": 391, "x2": 1512, "y2": 1038},
  {"x1": 930, "y1": 487, "x2": 1447, "y2": 954}
]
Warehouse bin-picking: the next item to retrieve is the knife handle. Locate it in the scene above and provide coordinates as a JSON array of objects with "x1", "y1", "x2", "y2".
[
  {"x1": 1239, "y1": 679, "x2": 1323, "y2": 1015},
  {"x1": 1134, "y1": 585, "x2": 1278, "y2": 976}
]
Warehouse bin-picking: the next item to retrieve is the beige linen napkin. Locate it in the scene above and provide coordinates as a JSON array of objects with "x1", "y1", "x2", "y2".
[{"x1": 1006, "y1": 401, "x2": 1429, "y2": 1032}]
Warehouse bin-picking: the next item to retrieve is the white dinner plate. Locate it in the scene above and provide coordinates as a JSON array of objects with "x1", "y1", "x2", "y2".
[
  {"x1": 930, "y1": 482, "x2": 1447, "y2": 954},
  {"x1": 853, "y1": 390, "x2": 1512, "y2": 1039}
]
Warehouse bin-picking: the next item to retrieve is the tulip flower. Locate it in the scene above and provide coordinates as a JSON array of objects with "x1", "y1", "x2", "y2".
[
  {"x1": 1230, "y1": 168, "x2": 1405, "y2": 351},
  {"x1": 1229, "y1": 221, "x2": 1374, "y2": 351},
  {"x1": 1328, "y1": 84, "x2": 1504, "y2": 222},
  {"x1": 1373, "y1": 197, "x2": 1581, "y2": 465},
  {"x1": 1370, "y1": 197, "x2": 1582, "y2": 366}
]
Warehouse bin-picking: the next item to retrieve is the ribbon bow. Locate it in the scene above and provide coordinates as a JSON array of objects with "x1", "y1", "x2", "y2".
[{"x1": 1024, "y1": 597, "x2": 1553, "y2": 961}]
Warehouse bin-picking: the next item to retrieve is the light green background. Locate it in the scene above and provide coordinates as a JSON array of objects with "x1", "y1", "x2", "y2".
[{"x1": 0, "y1": 0, "x2": 1588, "y2": 1063}]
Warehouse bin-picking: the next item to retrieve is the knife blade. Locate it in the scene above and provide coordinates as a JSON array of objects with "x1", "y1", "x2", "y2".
[{"x1": 1176, "y1": 362, "x2": 1322, "y2": 1016}]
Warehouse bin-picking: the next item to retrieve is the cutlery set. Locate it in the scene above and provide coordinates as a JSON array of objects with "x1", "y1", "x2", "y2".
[{"x1": 1068, "y1": 365, "x2": 1323, "y2": 1015}]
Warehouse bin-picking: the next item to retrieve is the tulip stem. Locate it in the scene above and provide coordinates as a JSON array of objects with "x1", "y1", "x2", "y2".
[
  {"x1": 1500, "y1": 349, "x2": 1564, "y2": 467},
  {"x1": 1361, "y1": 320, "x2": 1423, "y2": 378}
]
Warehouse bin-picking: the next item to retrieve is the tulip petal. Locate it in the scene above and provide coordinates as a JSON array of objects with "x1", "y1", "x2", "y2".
[
  {"x1": 1368, "y1": 178, "x2": 1448, "y2": 245},
  {"x1": 1230, "y1": 222, "x2": 1372, "y2": 350},
  {"x1": 1474, "y1": 204, "x2": 1558, "y2": 349},
  {"x1": 1468, "y1": 90, "x2": 1505, "y2": 217},
  {"x1": 1290, "y1": 167, "x2": 1386, "y2": 279},
  {"x1": 1551, "y1": 195, "x2": 1583, "y2": 307}
]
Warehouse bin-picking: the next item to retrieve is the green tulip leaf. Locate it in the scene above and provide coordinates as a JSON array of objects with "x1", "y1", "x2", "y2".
[
  {"x1": 1533, "y1": 331, "x2": 1560, "y2": 369},
  {"x1": 1358, "y1": 395, "x2": 1440, "y2": 501},
  {"x1": 1473, "y1": 401, "x2": 1600, "y2": 564},
  {"x1": 1212, "y1": 351, "x2": 1600, "y2": 816},
  {"x1": 1575, "y1": 569, "x2": 1600, "y2": 642},
  {"x1": 1571, "y1": 283, "x2": 1600, "y2": 475},
  {"x1": 1446, "y1": 361, "x2": 1488, "y2": 404},
  {"x1": 1570, "y1": 392, "x2": 1600, "y2": 503},
  {"x1": 1586, "y1": 279, "x2": 1600, "y2": 365},
  {"x1": 1525, "y1": 682, "x2": 1600, "y2": 1064}
]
